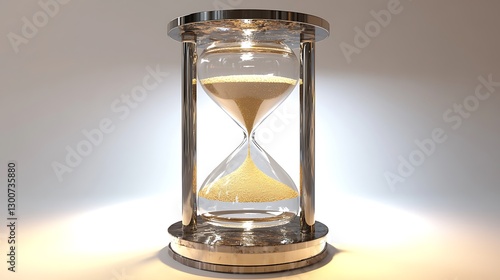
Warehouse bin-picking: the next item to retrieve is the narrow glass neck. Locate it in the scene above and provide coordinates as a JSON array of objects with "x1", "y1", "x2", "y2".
[{"x1": 244, "y1": 129, "x2": 257, "y2": 144}]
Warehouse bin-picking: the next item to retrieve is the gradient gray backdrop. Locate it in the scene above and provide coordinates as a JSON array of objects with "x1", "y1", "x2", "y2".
[{"x1": 1, "y1": 1, "x2": 499, "y2": 279}]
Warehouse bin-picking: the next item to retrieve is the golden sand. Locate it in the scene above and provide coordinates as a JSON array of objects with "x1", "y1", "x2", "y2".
[
  {"x1": 201, "y1": 75, "x2": 296, "y2": 133},
  {"x1": 199, "y1": 150, "x2": 298, "y2": 203},
  {"x1": 199, "y1": 75, "x2": 297, "y2": 203}
]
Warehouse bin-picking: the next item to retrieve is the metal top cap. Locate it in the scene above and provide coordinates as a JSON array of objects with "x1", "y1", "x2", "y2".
[{"x1": 167, "y1": 9, "x2": 330, "y2": 45}]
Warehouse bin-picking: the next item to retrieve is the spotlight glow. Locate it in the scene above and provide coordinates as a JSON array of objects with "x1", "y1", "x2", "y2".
[
  {"x1": 69, "y1": 196, "x2": 168, "y2": 255},
  {"x1": 320, "y1": 195, "x2": 435, "y2": 250}
]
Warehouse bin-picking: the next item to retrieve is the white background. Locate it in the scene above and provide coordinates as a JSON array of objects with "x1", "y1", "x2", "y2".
[{"x1": 1, "y1": 0, "x2": 499, "y2": 279}]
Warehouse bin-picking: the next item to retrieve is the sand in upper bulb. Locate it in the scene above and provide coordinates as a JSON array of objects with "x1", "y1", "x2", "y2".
[{"x1": 201, "y1": 75, "x2": 296, "y2": 134}]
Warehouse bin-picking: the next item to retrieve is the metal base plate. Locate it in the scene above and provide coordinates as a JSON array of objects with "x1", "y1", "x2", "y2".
[{"x1": 168, "y1": 216, "x2": 328, "y2": 274}]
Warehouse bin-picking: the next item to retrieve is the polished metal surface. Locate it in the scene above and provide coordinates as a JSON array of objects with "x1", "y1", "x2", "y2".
[
  {"x1": 299, "y1": 38, "x2": 316, "y2": 234},
  {"x1": 167, "y1": 9, "x2": 330, "y2": 45},
  {"x1": 168, "y1": 217, "x2": 328, "y2": 273},
  {"x1": 181, "y1": 33, "x2": 197, "y2": 232},
  {"x1": 168, "y1": 244, "x2": 328, "y2": 274},
  {"x1": 170, "y1": 8, "x2": 330, "y2": 273}
]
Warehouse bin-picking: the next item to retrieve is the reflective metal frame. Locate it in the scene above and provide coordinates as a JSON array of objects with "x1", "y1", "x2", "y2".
[{"x1": 167, "y1": 9, "x2": 330, "y2": 273}]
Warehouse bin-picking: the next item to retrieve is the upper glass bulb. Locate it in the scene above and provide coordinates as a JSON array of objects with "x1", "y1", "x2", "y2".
[{"x1": 198, "y1": 41, "x2": 299, "y2": 134}]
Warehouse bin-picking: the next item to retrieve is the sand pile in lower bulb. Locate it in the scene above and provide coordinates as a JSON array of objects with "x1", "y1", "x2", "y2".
[{"x1": 199, "y1": 152, "x2": 298, "y2": 203}]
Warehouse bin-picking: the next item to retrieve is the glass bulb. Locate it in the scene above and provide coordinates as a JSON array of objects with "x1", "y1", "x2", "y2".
[{"x1": 198, "y1": 40, "x2": 299, "y2": 228}]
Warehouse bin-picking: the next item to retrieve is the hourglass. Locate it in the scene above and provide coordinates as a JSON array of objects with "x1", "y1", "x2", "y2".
[
  {"x1": 197, "y1": 40, "x2": 300, "y2": 228},
  {"x1": 167, "y1": 9, "x2": 330, "y2": 273}
]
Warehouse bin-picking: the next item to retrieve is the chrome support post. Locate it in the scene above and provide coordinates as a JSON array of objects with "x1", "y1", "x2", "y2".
[
  {"x1": 299, "y1": 37, "x2": 316, "y2": 234},
  {"x1": 181, "y1": 32, "x2": 197, "y2": 232}
]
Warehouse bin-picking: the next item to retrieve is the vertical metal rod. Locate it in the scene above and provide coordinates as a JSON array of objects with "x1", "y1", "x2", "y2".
[
  {"x1": 181, "y1": 33, "x2": 197, "y2": 232},
  {"x1": 300, "y1": 37, "x2": 316, "y2": 234}
]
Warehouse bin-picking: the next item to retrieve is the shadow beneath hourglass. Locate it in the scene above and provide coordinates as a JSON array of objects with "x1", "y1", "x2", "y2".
[{"x1": 157, "y1": 243, "x2": 342, "y2": 279}]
